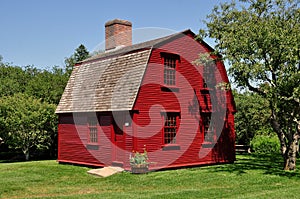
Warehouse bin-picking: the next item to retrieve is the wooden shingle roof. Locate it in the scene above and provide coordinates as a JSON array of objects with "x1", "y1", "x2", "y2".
[
  {"x1": 83, "y1": 29, "x2": 191, "y2": 63},
  {"x1": 55, "y1": 30, "x2": 192, "y2": 113},
  {"x1": 56, "y1": 49, "x2": 151, "y2": 113}
]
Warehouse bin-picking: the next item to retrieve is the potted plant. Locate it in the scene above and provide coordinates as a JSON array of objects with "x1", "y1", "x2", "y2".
[{"x1": 129, "y1": 149, "x2": 150, "y2": 174}]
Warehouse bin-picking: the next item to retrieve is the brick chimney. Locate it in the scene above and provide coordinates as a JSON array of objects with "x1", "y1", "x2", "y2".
[{"x1": 105, "y1": 19, "x2": 132, "y2": 51}]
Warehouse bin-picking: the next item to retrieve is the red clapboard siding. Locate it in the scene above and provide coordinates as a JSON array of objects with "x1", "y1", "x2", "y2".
[
  {"x1": 58, "y1": 115, "x2": 103, "y2": 166},
  {"x1": 57, "y1": 30, "x2": 235, "y2": 169},
  {"x1": 132, "y1": 32, "x2": 235, "y2": 169},
  {"x1": 58, "y1": 113, "x2": 114, "y2": 167}
]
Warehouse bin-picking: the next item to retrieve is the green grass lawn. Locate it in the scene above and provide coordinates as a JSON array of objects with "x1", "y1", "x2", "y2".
[{"x1": 1, "y1": 155, "x2": 300, "y2": 199}]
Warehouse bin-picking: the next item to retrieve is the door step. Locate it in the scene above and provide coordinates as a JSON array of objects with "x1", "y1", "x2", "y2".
[
  {"x1": 87, "y1": 166, "x2": 124, "y2": 177},
  {"x1": 112, "y1": 161, "x2": 124, "y2": 167}
]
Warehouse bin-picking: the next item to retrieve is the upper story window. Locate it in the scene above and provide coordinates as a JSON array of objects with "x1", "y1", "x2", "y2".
[
  {"x1": 202, "y1": 60, "x2": 216, "y2": 88},
  {"x1": 162, "y1": 53, "x2": 179, "y2": 86}
]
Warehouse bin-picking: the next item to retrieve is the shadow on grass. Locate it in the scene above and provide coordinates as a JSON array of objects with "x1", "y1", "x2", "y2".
[
  {"x1": 205, "y1": 154, "x2": 300, "y2": 178},
  {"x1": 0, "y1": 151, "x2": 56, "y2": 163}
]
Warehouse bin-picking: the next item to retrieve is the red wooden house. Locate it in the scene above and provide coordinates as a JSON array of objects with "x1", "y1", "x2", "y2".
[{"x1": 56, "y1": 19, "x2": 236, "y2": 170}]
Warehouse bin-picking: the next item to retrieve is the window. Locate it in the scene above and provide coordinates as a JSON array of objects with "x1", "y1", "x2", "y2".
[
  {"x1": 163, "y1": 54, "x2": 179, "y2": 86},
  {"x1": 163, "y1": 112, "x2": 180, "y2": 144},
  {"x1": 88, "y1": 117, "x2": 98, "y2": 143},
  {"x1": 201, "y1": 112, "x2": 215, "y2": 143},
  {"x1": 203, "y1": 80, "x2": 208, "y2": 88},
  {"x1": 202, "y1": 61, "x2": 216, "y2": 88}
]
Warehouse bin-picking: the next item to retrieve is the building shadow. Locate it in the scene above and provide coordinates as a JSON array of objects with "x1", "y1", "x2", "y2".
[{"x1": 202, "y1": 154, "x2": 300, "y2": 178}]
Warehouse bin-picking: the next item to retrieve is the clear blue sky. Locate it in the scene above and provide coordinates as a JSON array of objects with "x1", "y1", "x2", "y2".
[{"x1": 0, "y1": 0, "x2": 228, "y2": 69}]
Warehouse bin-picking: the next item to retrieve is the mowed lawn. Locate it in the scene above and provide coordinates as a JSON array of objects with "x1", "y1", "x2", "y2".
[{"x1": 1, "y1": 155, "x2": 300, "y2": 199}]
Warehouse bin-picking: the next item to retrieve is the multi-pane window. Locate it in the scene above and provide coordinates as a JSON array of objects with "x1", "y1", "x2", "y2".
[
  {"x1": 163, "y1": 55, "x2": 177, "y2": 86},
  {"x1": 202, "y1": 61, "x2": 216, "y2": 88},
  {"x1": 203, "y1": 80, "x2": 208, "y2": 88},
  {"x1": 202, "y1": 112, "x2": 214, "y2": 142},
  {"x1": 203, "y1": 92, "x2": 212, "y2": 111},
  {"x1": 88, "y1": 117, "x2": 98, "y2": 143},
  {"x1": 164, "y1": 113, "x2": 180, "y2": 144}
]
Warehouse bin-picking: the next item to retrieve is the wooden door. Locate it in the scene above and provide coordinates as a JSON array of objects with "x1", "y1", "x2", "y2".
[{"x1": 112, "y1": 112, "x2": 125, "y2": 165}]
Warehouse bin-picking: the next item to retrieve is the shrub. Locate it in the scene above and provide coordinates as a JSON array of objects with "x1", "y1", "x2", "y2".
[{"x1": 250, "y1": 135, "x2": 280, "y2": 154}]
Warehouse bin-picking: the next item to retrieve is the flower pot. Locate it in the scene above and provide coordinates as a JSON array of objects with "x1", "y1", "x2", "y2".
[{"x1": 131, "y1": 165, "x2": 149, "y2": 174}]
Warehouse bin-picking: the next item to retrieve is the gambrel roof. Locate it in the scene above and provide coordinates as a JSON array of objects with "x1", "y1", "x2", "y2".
[{"x1": 55, "y1": 30, "x2": 193, "y2": 113}]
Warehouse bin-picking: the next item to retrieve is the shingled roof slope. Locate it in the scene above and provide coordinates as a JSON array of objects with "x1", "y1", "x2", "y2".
[
  {"x1": 55, "y1": 30, "x2": 192, "y2": 113},
  {"x1": 56, "y1": 49, "x2": 151, "y2": 113},
  {"x1": 82, "y1": 29, "x2": 191, "y2": 63}
]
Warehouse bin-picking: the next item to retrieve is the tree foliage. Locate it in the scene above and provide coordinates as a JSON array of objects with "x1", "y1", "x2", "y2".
[
  {"x1": 0, "y1": 64, "x2": 29, "y2": 97},
  {"x1": 0, "y1": 93, "x2": 57, "y2": 160},
  {"x1": 25, "y1": 66, "x2": 69, "y2": 104},
  {"x1": 64, "y1": 44, "x2": 89, "y2": 75},
  {"x1": 0, "y1": 64, "x2": 68, "y2": 104},
  {"x1": 0, "y1": 44, "x2": 89, "y2": 160},
  {"x1": 199, "y1": 0, "x2": 300, "y2": 170},
  {"x1": 234, "y1": 91, "x2": 273, "y2": 145}
]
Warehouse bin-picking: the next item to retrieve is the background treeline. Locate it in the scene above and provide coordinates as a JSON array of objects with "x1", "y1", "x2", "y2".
[
  {"x1": 0, "y1": 45, "x2": 89, "y2": 161},
  {"x1": 0, "y1": 43, "x2": 280, "y2": 161},
  {"x1": 234, "y1": 91, "x2": 280, "y2": 154}
]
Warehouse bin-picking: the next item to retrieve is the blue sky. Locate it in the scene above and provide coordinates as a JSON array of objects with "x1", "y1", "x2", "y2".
[{"x1": 0, "y1": 0, "x2": 228, "y2": 69}]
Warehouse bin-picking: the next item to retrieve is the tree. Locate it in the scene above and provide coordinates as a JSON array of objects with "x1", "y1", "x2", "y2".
[
  {"x1": 0, "y1": 63, "x2": 68, "y2": 105},
  {"x1": 234, "y1": 90, "x2": 273, "y2": 145},
  {"x1": 25, "y1": 66, "x2": 69, "y2": 105},
  {"x1": 0, "y1": 93, "x2": 57, "y2": 160},
  {"x1": 199, "y1": 0, "x2": 300, "y2": 170},
  {"x1": 65, "y1": 44, "x2": 89, "y2": 75},
  {"x1": 0, "y1": 63, "x2": 30, "y2": 97}
]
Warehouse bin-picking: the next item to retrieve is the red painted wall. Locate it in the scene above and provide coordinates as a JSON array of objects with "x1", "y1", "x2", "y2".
[
  {"x1": 132, "y1": 32, "x2": 235, "y2": 169},
  {"x1": 58, "y1": 113, "x2": 113, "y2": 167},
  {"x1": 57, "y1": 32, "x2": 235, "y2": 169}
]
